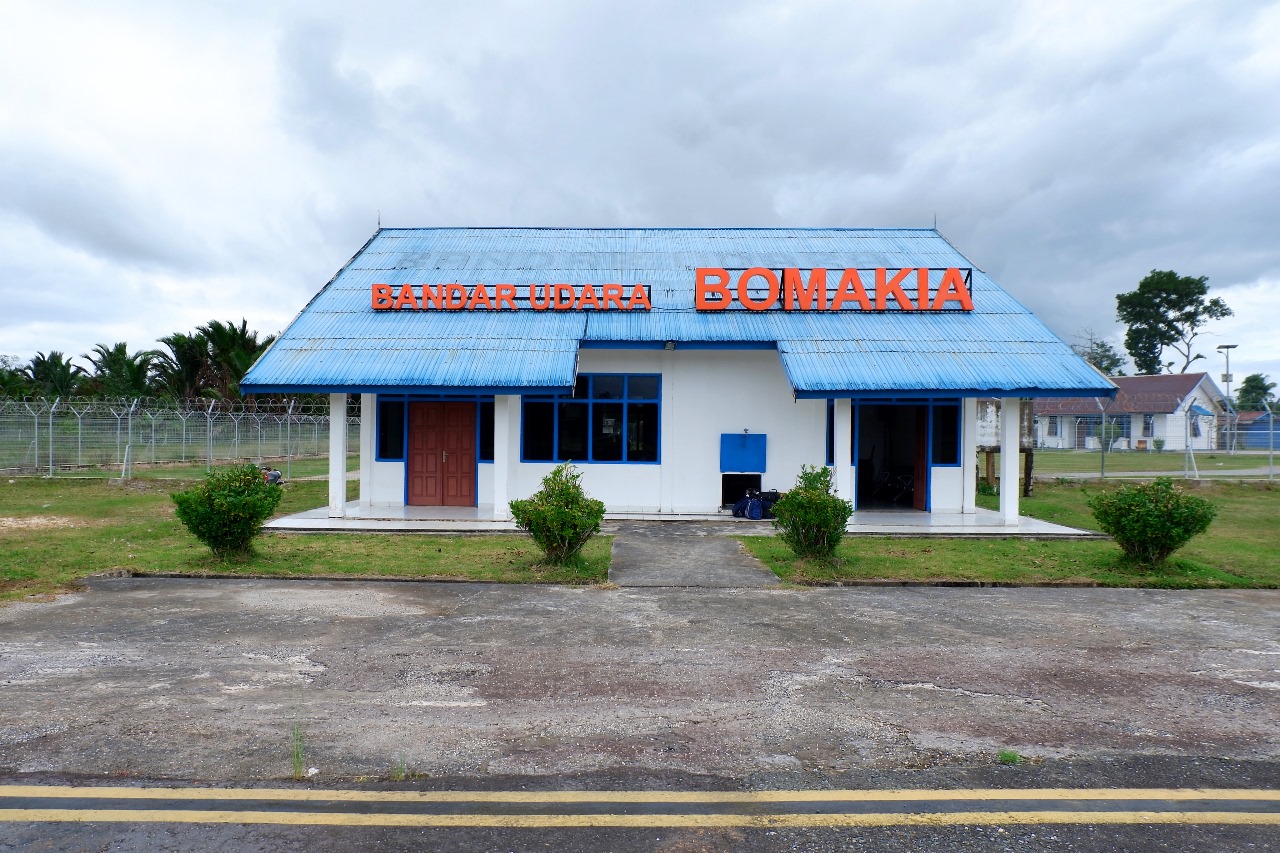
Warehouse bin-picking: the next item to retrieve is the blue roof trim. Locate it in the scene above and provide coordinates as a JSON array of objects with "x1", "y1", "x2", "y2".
[
  {"x1": 240, "y1": 384, "x2": 573, "y2": 396},
  {"x1": 794, "y1": 388, "x2": 1120, "y2": 400}
]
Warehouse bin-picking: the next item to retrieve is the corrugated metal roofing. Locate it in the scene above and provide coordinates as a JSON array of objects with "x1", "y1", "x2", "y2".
[
  {"x1": 1034, "y1": 373, "x2": 1218, "y2": 415},
  {"x1": 241, "y1": 227, "x2": 1116, "y2": 397}
]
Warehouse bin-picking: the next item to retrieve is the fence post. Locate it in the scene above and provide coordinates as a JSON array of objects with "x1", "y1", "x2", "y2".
[
  {"x1": 48, "y1": 397, "x2": 60, "y2": 476},
  {"x1": 205, "y1": 399, "x2": 217, "y2": 472},
  {"x1": 286, "y1": 398, "x2": 295, "y2": 479}
]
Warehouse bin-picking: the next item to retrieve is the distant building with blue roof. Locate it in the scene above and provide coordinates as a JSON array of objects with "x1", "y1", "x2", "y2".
[{"x1": 242, "y1": 227, "x2": 1115, "y2": 523}]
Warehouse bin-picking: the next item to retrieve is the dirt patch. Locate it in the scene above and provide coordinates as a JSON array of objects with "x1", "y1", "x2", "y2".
[{"x1": 0, "y1": 515, "x2": 79, "y2": 530}]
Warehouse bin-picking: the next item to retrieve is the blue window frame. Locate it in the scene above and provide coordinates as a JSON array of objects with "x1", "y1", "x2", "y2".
[{"x1": 521, "y1": 374, "x2": 661, "y2": 463}]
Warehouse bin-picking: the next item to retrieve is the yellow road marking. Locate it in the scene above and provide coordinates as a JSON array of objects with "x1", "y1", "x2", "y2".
[
  {"x1": 0, "y1": 808, "x2": 1276, "y2": 828},
  {"x1": 1, "y1": 786, "x2": 1277, "y2": 804}
]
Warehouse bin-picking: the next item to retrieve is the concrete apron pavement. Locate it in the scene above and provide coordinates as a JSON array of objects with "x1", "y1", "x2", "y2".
[{"x1": 1, "y1": 579, "x2": 1277, "y2": 784}]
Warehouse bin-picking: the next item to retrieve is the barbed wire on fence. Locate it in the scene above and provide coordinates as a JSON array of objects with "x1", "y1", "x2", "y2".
[{"x1": 0, "y1": 395, "x2": 358, "y2": 476}]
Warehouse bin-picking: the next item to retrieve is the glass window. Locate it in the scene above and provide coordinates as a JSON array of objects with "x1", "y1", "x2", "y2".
[
  {"x1": 520, "y1": 374, "x2": 661, "y2": 463},
  {"x1": 377, "y1": 399, "x2": 405, "y2": 460},
  {"x1": 557, "y1": 402, "x2": 589, "y2": 460},
  {"x1": 478, "y1": 401, "x2": 494, "y2": 461},
  {"x1": 931, "y1": 404, "x2": 960, "y2": 465},
  {"x1": 1142, "y1": 414, "x2": 1154, "y2": 437},
  {"x1": 628, "y1": 402, "x2": 659, "y2": 462},
  {"x1": 629, "y1": 375, "x2": 659, "y2": 399},
  {"x1": 522, "y1": 401, "x2": 555, "y2": 461},
  {"x1": 592, "y1": 402, "x2": 624, "y2": 461},
  {"x1": 593, "y1": 375, "x2": 624, "y2": 399},
  {"x1": 1047, "y1": 416, "x2": 1059, "y2": 437}
]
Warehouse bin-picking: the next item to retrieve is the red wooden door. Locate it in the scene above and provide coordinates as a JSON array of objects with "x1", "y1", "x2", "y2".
[
  {"x1": 408, "y1": 403, "x2": 476, "y2": 506},
  {"x1": 913, "y1": 405, "x2": 928, "y2": 511}
]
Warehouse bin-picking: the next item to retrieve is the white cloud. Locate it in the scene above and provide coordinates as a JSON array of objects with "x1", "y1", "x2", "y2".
[{"x1": 0, "y1": 0, "x2": 1276, "y2": 385}]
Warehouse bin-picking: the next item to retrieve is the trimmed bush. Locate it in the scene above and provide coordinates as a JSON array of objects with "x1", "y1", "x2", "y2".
[
  {"x1": 771, "y1": 465, "x2": 854, "y2": 560},
  {"x1": 1086, "y1": 477, "x2": 1217, "y2": 567},
  {"x1": 509, "y1": 462, "x2": 605, "y2": 564},
  {"x1": 172, "y1": 463, "x2": 284, "y2": 559}
]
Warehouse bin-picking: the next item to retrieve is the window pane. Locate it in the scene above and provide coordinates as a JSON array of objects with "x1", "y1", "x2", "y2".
[
  {"x1": 627, "y1": 403, "x2": 659, "y2": 462},
  {"x1": 571, "y1": 376, "x2": 589, "y2": 399},
  {"x1": 592, "y1": 402, "x2": 624, "y2": 461},
  {"x1": 594, "y1": 375, "x2": 624, "y2": 399},
  {"x1": 522, "y1": 401, "x2": 555, "y2": 461},
  {"x1": 478, "y1": 401, "x2": 494, "y2": 461},
  {"x1": 629, "y1": 375, "x2": 659, "y2": 399},
  {"x1": 931, "y1": 404, "x2": 960, "y2": 465},
  {"x1": 558, "y1": 402, "x2": 589, "y2": 460},
  {"x1": 377, "y1": 400, "x2": 405, "y2": 460}
]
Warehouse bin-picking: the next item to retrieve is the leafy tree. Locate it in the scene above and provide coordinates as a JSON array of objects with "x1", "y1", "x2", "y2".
[
  {"x1": 22, "y1": 351, "x2": 86, "y2": 397},
  {"x1": 1071, "y1": 330, "x2": 1127, "y2": 376},
  {"x1": 155, "y1": 331, "x2": 211, "y2": 400},
  {"x1": 1235, "y1": 373, "x2": 1276, "y2": 411},
  {"x1": 82, "y1": 342, "x2": 158, "y2": 398},
  {"x1": 200, "y1": 319, "x2": 276, "y2": 399},
  {"x1": 1116, "y1": 270, "x2": 1232, "y2": 374},
  {"x1": 0, "y1": 355, "x2": 31, "y2": 396}
]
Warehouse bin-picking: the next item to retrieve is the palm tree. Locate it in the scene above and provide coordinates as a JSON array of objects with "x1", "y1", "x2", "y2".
[
  {"x1": 199, "y1": 320, "x2": 275, "y2": 399},
  {"x1": 82, "y1": 342, "x2": 158, "y2": 398},
  {"x1": 155, "y1": 331, "x2": 211, "y2": 400},
  {"x1": 23, "y1": 352, "x2": 86, "y2": 397}
]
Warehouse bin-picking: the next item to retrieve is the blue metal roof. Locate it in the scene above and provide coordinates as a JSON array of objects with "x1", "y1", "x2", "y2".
[{"x1": 241, "y1": 228, "x2": 1116, "y2": 397}]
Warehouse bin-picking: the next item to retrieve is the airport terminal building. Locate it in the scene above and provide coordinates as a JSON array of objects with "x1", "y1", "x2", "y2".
[{"x1": 241, "y1": 228, "x2": 1115, "y2": 524}]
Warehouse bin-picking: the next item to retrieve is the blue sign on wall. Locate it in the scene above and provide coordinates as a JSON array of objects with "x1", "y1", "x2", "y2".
[{"x1": 720, "y1": 433, "x2": 767, "y2": 473}]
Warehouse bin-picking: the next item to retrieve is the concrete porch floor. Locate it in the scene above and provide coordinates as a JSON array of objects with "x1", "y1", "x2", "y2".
[{"x1": 264, "y1": 502, "x2": 1101, "y2": 538}]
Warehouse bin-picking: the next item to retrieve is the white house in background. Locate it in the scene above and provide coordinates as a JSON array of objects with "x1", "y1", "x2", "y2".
[{"x1": 1031, "y1": 373, "x2": 1227, "y2": 452}]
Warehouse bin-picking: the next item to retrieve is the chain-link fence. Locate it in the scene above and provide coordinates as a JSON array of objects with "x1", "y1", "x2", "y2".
[{"x1": 0, "y1": 396, "x2": 359, "y2": 477}]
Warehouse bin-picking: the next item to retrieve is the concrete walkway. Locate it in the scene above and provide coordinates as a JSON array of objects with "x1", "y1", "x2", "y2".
[{"x1": 605, "y1": 521, "x2": 780, "y2": 588}]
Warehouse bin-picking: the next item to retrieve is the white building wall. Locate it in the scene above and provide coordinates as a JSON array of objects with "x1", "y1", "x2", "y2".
[
  {"x1": 509, "y1": 349, "x2": 828, "y2": 512},
  {"x1": 357, "y1": 348, "x2": 974, "y2": 514}
]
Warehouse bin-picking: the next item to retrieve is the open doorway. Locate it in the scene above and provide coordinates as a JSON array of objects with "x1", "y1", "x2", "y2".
[{"x1": 856, "y1": 404, "x2": 927, "y2": 510}]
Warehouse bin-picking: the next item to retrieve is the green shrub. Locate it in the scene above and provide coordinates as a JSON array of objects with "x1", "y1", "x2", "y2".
[
  {"x1": 172, "y1": 463, "x2": 284, "y2": 559},
  {"x1": 771, "y1": 465, "x2": 854, "y2": 560},
  {"x1": 509, "y1": 462, "x2": 605, "y2": 564},
  {"x1": 1152, "y1": 438, "x2": 1165, "y2": 453},
  {"x1": 1086, "y1": 477, "x2": 1217, "y2": 567}
]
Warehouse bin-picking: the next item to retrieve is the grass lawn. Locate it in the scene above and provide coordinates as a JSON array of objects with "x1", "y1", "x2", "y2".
[
  {"x1": 742, "y1": 480, "x2": 1280, "y2": 589},
  {"x1": 1020, "y1": 448, "x2": 1273, "y2": 476},
  {"x1": 0, "y1": 477, "x2": 608, "y2": 601}
]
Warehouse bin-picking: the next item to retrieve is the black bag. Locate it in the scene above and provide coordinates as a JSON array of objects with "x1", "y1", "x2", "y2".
[{"x1": 758, "y1": 490, "x2": 780, "y2": 519}]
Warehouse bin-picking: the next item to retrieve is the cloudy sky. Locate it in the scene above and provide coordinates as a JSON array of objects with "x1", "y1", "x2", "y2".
[{"x1": 2, "y1": 0, "x2": 1278, "y2": 386}]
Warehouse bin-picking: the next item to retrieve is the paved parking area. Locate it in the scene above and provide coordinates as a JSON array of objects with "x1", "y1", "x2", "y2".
[{"x1": 1, "y1": 579, "x2": 1277, "y2": 784}]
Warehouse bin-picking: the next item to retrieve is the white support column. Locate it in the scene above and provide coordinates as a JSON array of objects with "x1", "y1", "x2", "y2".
[
  {"x1": 492, "y1": 395, "x2": 514, "y2": 520},
  {"x1": 327, "y1": 393, "x2": 347, "y2": 518},
  {"x1": 833, "y1": 398, "x2": 854, "y2": 508},
  {"x1": 999, "y1": 397, "x2": 1020, "y2": 525},
  {"x1": 961, "y1": 397, "x2": 978, "y2": 514},
  {"x1": 358, "y1": 393, "x2": 374, "y2": 506}
]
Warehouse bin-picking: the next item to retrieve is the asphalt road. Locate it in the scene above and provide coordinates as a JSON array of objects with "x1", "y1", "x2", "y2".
[{"x1": 1, "y1": 575, "x2": 1278, "y2": 850}]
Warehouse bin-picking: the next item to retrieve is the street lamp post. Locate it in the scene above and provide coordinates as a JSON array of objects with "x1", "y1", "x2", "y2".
[{"x1": 1217, "y1": 344, "x2": 1237, "y2": 455}]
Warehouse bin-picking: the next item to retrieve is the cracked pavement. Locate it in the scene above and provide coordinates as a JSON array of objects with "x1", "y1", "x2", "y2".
[{"x1": 1, "y1": 578, "x2": 1277, "y2": 783}]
